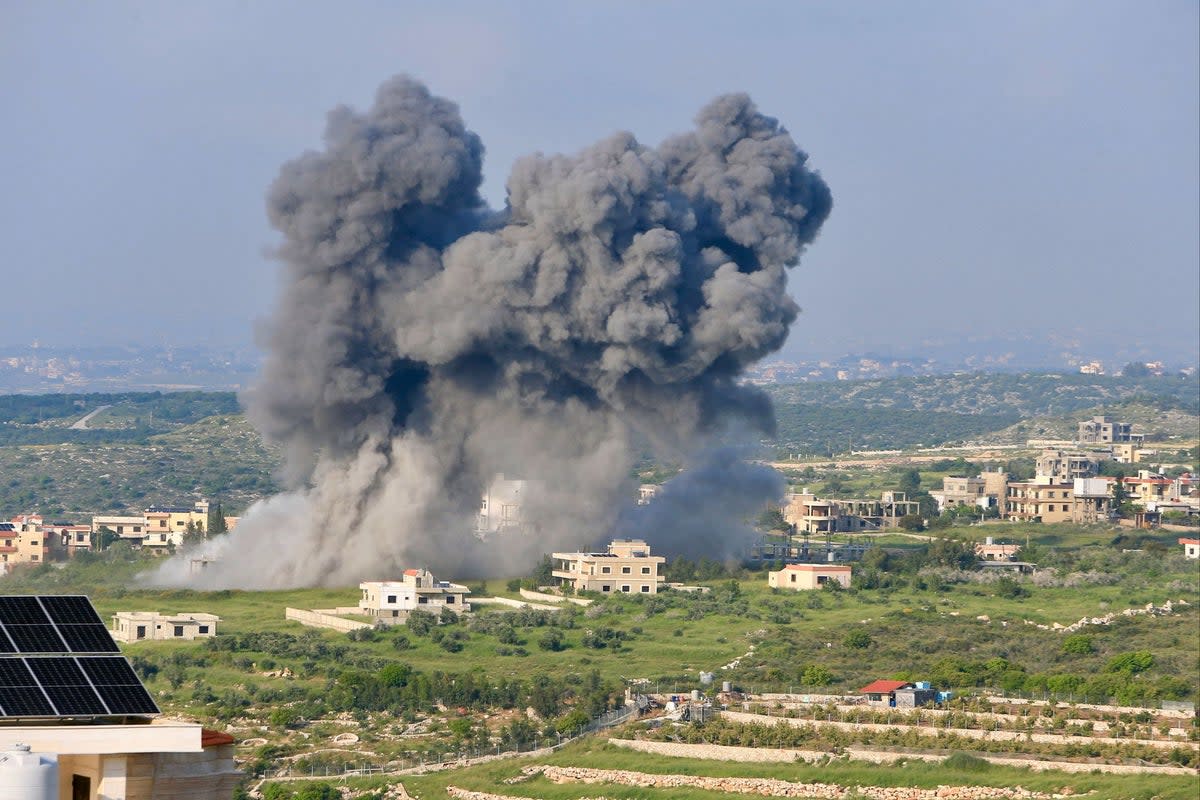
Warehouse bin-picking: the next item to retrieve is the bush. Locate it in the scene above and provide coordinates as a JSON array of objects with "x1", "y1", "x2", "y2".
[
  {"x1": 942, "y1": 752, "x2": 992, "y2": 772},
  {"x1": 843, "y1": 629, "x2": 872, "y2": 649},
  {"x1": 1106, "y1": 650, "x2": 1154, "y2": 674},
  {"x1": 538, "y1": 629, "x2": 565, "y2": 652},
  {"x1": 1061, "y1": 634, "x2": 1095, "y2": 655}
]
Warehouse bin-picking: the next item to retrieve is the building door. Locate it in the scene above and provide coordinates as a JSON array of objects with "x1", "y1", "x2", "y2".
[
  {"x1": 72, "y1": 774, "x2": 91, "y2": 800},
  {"x1": 136, "y1": 625, "x2": 146, "y2": 639}
]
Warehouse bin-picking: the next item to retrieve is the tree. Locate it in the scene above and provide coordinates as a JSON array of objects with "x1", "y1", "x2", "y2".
[
  {"x1": 94, "y1": 526, "x2": 118, "y2": 551},
  {"x1": 1121, "y1": 361, "x2": 1151, "y2": 378},
  {"x1": 207, "y1": 500, "x2": 228, "y2": 535},
  {"x1": 898, "y1": 469, "x2": 921, "y2": 495},
  {"x1": 531, "y1": 555, "x2": 553, "y2": 587},
  {"x1": 899, "y1": 514, "x2": 925, "y2": 532}
]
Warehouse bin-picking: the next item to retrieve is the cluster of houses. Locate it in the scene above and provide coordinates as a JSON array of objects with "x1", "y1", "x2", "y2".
[{"x1": 0, "y1": 501, "x2": 240, "y2": 573}]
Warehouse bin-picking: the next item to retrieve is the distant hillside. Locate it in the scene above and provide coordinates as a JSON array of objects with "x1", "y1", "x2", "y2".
[
  {"x1": 0, "y1": 391, "x2": 239, "y2": 445},
  {"x1": 988, "y1": 401, "x2": 1200, "y2": 446},
  {"x1": 0, "y1": 413, "x2": 280, "y2": 517},
  {"x1": 763, "y1": 372, "x2": 1198, "y2": 454},
  {"x1": 765, "y1": 372, "x2": 1199, "y2": 416}
]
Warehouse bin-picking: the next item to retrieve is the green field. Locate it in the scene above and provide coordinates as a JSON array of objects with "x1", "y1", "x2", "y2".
[{"x1": 262, "y1": 738, "x2": 1200, "y2": 800}]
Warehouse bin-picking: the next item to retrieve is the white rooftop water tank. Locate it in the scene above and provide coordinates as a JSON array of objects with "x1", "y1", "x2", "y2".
[{"x1": 0, "y1": 744, "x2": 57, "y2": 800}]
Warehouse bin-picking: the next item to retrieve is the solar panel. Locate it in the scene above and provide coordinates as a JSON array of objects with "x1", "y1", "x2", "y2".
[
  {"x1": 56, "y1": 624, "x2": 120, "y2": 653},
  {"x1": 78, "y1": 656, "x2": 160, "y2": 715},
  {"x1": 0, "y1": 685, "x2": 55, "y2": 717},
  {"x1": 4, "y1": 625, "x2": 68, "y2": 653},
  {"x1": 0, "y1": 596, "x2": 53, "y2": 625},
  {"x1": 0, "y1": 596, "x2": 159, "y2": 718},
  {"x1": 41, "y1": 595, "x2": 107, "y2": 625}
]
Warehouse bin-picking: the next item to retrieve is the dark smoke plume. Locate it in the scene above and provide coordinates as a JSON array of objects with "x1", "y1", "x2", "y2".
[{"x1": 156, "y1": 76, "x2": 830, "y2": 588}]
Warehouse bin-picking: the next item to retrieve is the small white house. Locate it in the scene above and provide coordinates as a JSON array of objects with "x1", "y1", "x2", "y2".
[
  {"x1": 360, "y1": 569, "x2": 471, "y2": 621},
  {"x1": 1181, "y1": 538, "x2": 1200, "y2": 559},
  {"x1": 111, "y1": 612, "x2": 220, "y2": 643}
]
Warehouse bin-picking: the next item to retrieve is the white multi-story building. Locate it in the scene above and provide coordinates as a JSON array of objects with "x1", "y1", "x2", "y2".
[
  {"x1": 359, "y1": 569, "x2": 471, "y2": 621},
  {"x1": 477, "y1": 475, "x2": 529, "y2": 535}
]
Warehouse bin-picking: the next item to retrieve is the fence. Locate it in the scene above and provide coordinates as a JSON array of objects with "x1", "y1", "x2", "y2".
[
  {"x1": 260, "y1": 699, "x2": 640, "y2": 783},
  {"x1": 284, "y1": 607, "x2": 372, "y2": 633}
]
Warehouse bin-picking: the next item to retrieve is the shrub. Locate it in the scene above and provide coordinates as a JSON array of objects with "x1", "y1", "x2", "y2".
[
  {"x1": 538, "y1": 629, "x2": 565, "y2": 651},
  {"x1": 843, "y1": 629, "x2": 872, "y2": 649},
  {"x1": 942, "y1": 752, "x2": 991, "y2": 772},
  {"x1": 1061, "y1": 634, "x2": 1095, "y2": 655},
  {"x1": 1106, "y1": 650, "x2": 1154, "y2": 674}
]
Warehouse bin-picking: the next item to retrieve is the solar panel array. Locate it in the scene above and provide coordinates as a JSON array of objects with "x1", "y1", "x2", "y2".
[{"x1": 0, "y1": 595, "x2": 159, "y2": 718}]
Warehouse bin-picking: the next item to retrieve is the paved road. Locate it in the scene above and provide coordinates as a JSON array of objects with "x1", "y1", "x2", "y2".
[{"x1": 70, "y1": 404, "x2": 112, "y2": 430}]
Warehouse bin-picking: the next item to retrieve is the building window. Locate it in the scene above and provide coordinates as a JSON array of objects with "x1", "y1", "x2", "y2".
[
  {"x1": 817, "y1": 575, "x2": 828, "y2": 584},
  {"x1": 418, "y1": 597, "x2": 428, "y2": 604},
  {"x1": 640, "y1": 585, "x2": 650, "y2": 593},
  {"x1": 133, "y1": 526, "x2": 141, "y2": 533},
  {"x1": 790, "y1": 574, "x2": 796, "y2": 583},
  {"x1": 31, "y1": 555, "x2": 38, "y2": 562},
  {"x1": 446, "y1": 596, "x2": 455, "y2": 603},
  {"x1": 387, "y1": 595, "x2": 397, "y2": 604},
  {"x1": 621, "y1": 566, "x2": 631, "y2": 574},
  {"x1": 173, "y1": 626, "x2": 184, "y2": 637},
  {"x1": 601, "y1": 585, "x2": 611, "y2": 592},
  {"x1": 641, "y1": 567, "x2": 651, "y2": 574},
  {"x1": 620, "y1": 585, "x2": 630, "y2": 593},
  {"x1": 30, "y1": 540, "x2": 38, "y2": 547},
  {"x1": 601, "y1": 566, "x2": 611, "y2": 574},
  {"x1": 198, "y1": 626, "x2": 209, "y2": 634}
]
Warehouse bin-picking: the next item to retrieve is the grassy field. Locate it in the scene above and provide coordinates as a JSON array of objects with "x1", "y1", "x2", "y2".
[
  {"x1": 264, "y1": 737, "x2": 1200, "y2": 800},
  {"x1": 2, "y1": 523, "x2": 1195, "y2": 726}
]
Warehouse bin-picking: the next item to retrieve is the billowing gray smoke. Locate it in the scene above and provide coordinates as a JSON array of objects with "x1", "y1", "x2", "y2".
[{"x1": 156, "y1": 76, "x2": 830, "y2": 589}]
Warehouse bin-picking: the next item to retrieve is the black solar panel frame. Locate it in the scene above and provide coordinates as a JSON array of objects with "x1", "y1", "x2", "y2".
[
  {"x1": 41, "y1": 595, "x2": 107, "y2": 625},
  {"x1": 0, "y1": 658, "x2": 38, "y2": 686},
  {"x1": 42, "y1": 683, "x2": 109, "y2": 715},
  {"x1": 4, "y1": 624, "x2": 69, "y2": 653},
  {"x1": 0, "y1": 596, "x2": 53, "y2": 625},
  {"x1": 92, "y1": 683, "x2": 158, "y2": 715},
  {"x1": 0, "y1": 685, "x2": 55, "y2": 717},
  {"x1": 55, "y1": 624, "x2": 120, "y2": 653},
  {"x1": 0, "y1": 596, "x2": 160, "y2": 718}
]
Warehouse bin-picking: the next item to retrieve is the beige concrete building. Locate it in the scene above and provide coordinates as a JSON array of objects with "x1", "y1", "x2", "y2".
[
  {"x1": 552, "y1": 539, "x2": 665, "y2": 595},
  {"x1": 0, "y1": 723, "x2": 239, "y2": 800},
  {"x1": 111, "y1": 612, "x2": 219, "y2": 643},
  {"x1": 1006, "y1": 477, "x2": 1076, "y2": 523},
  {"x1": 1077, "y1": 415, "x2": 1136, "y2": 444},
  {"x1": 931, "y1": 476, "x2": 984, "y2": 511},
  {"x1": 90, "y1": 515, "x2": 145, "y2": 544},
  {"x1": 1112, "y1": 443, "x2": 1142, "y2": 464},
  {"x1": 1180, "y1": 538, "x2": 1199, "y2": 559},
  {"x1": 0, "y1": 518, "x2": 49, "y2": 569},
  {"x1": 768, "y1": 562, "x2": 852, "y2": 590},
  {"x1": 359, "y1": 569, "x2": 471, "y2": 620},
  {"x1": 1035, "y1": 449, "x2": 1100, "y2": 483},
  {"x1": 975, "y1": 537, "x2": 1020, "y2": 561},
  {"x1": 783, "y1": 491, "x2": 849, "y2": 533}
]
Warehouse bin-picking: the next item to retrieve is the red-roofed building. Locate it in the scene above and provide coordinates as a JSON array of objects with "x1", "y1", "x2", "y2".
[
  {"x1": 859, "y1": 679, "x2": 913, "y2": 707},
  {"x1": 1180, "y1": 538, "x2": 1199, "y2": 560}
]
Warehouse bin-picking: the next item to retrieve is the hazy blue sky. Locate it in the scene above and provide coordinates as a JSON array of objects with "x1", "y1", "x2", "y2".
[{"x1": 2, "y1": 2, "x2": 1196, "y2": 364}]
